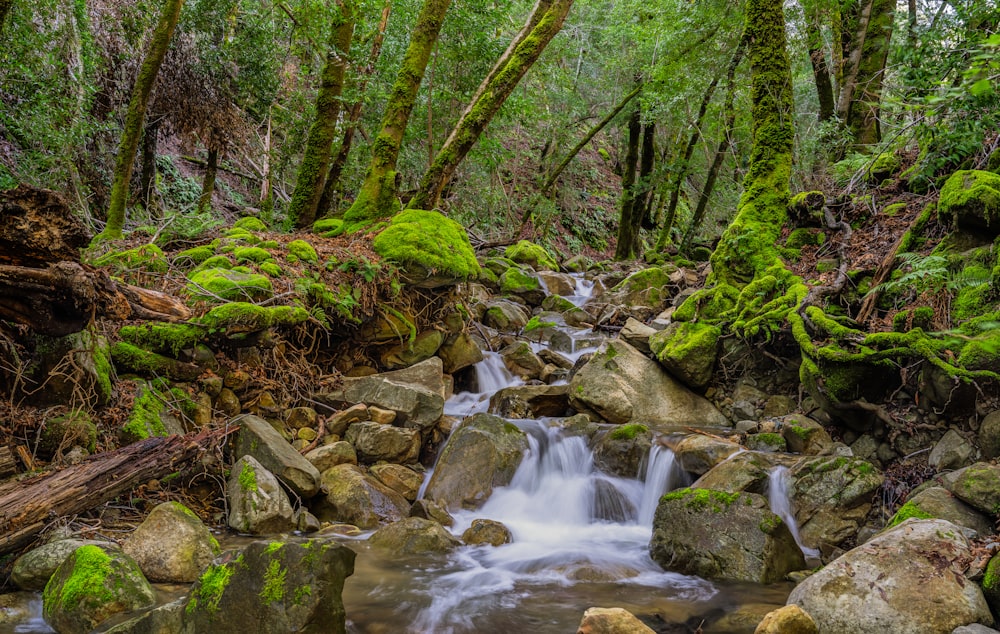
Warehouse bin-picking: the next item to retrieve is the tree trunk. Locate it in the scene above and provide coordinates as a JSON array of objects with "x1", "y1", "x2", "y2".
[
  {"x1": 288, "y1": 1, "x2": 356, "y2": 229},
  {"x1": 196, "y1": 147, "x2": 219, "y2": 214},
  {"x1": 614, "y1": 106, "x2": 642, "y2": 260},
  {"x1": 845, "y1": 0, "x2": 894, "y2": 145},
  {"x1": 140, "y1": 118, "x2": 160, "y2": 215},
  {"x1": 807, "y1": 6, "x2": 835, "y2": 122},
  {"x1": 344, "y1": 0, "x2": 452, "y2": 224},
  {"x1": 709, "y1": 0, "x2": 794, "y2": 287},
  {"x1": 0, "y1": 0, "x2": 12, "y2": 37},
  {"x1": 407, "y1": 0, "x2": 574, "y2": 211},
  {"x1": 98, "y1": 0, "x2": 184, "y2": 243},
  {"x1": 637, "y1": 122, "x2": 656, "y2": 229}
]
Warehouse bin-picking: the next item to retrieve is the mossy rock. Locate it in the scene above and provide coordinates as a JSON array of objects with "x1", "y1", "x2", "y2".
[
  {"x1": 483, "y1": 256, "x2": 515, "y2": 276},
  {"x1": 111, "y1": 342, "x2": 203, "y2": 382},
  {"x1": 499, "y1": 267, "x2": 543, "y2": 304},
  {"x1": 233, "y1": 217, "x2": 268, "y2": 232},
  {"x1": 649, "y1": 321, "x2": 721, "y2": 390},
  {"x1": 866, "y1": 152, "x2": 901, "y2": 182},
  {"x1": 174, "y1": 244, "x2": 218, "y2": 266},
  {"x1": 93, "y1": 244, "x2": 168, "y2": 274},
  {"x1": 957, "y1": 330, "x2": 1000, "y2": 373},
  {"x1": 222, "y1": 228, "x2": 261, "y2": 244},
  {"x1": 882, "y1": 203, "x2": 907, "y2": 217},
  {"x1": 195, "y1": 303, "x2": 309, "y2": 333},
  {"x1": 232, "y1": 246, "x2": 273, "y2": 264},
  {"x1": 39, "y1": 411, "x2": 97, "y2": 459},
  {"x1": 939, "y1": 170, "x2": 1000, "y2": 236},
  {"x1": 186, "y1": 268, "x2": 273, "y2": 302},
  {"x1": 312, "y1": 217, "x2": 344, "y2": 237},
  {"x1": 119, "y1": 380, "x2": 189, "y2": 443},
  {"x1": 505, "y1": 240, "x2": 558, "y2": 271},
  {"x1": 259, "y1": 261, "x2": 283, "y2": 277},
  {"x1": 372, "y1": 209, "x2": 480, "y2": 287},
  {"x1": 118, "y1": 323, "x2": 207, "y2": 357},
  {"x1": 610, "y1": 267, "x2": 672, "y2": 307},
  {"x1": 286, "y1": 239, "x2": 318, "y2": 264},
  {"x1": 192, "y1": 255, "x2": 234, "y2": 273},
  {"x1": 785, "y1": 228, "x2": 825, "y2": 249}
]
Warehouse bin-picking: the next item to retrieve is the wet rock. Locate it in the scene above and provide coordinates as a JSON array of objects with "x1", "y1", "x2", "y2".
[
  {"x1": 345, "y1": 422, "x2": 420, "y2": 464},
  {"x1": 369, "y1": 463, "x2": 424, "y2": 501},
  {"x1": 409, "y1": 499, "x2": 455, "y2": 527},
  {"x1": 42, "y1": 545, "x2": 155, "y2": 634},
  {"x1": 592, "y1": 425, "x2": 653, "y2": 478},
  {"x1": 122, "y1": 501, "x2": 220, "y2": 583},
  {"x1": 537, "y1": 271, "x2": 575, "y2": 295},
  {"x1": 887, "y1": 487, "x2": 992, "y2": 536},
  {"x1": 788, "y1": 519, "x2": 992, "y2": 633},
  {"x1": 422, "y1": 413, "x2": 529, "y2": 511},
  {"x1": 692, "y1": 451, "x2": 788, "y2": 494},
  {"x1": 649, "y1": 321, "x2": 721, "y2": 390},
  {"x1": 500, "y1": 341, "x2": 546, "y2": 379},
  {"x1": 538, "y1": 348, "x2": 573, "y2": 370},
  {"x1": 754, "y1": 605, "x2": 818, "y2": 634},
  {"x1": 369, "y1": 517, "x2": 461, "y2": 555},
  {"x1": 576, "y1": 607, "x2": 655, "y2": 634},
  {"x1": 184, "y1": 538, "x2": 355, "y2": 634},
  {"x1": 11, "y1": 538, "x2": 120, "y2": 591},
  {"x1": 780, "y1": 414, "x2": 834, "y2": 456},
  {"x1": 227, "y1": 456, "x2": 296, "y2": 535},
  {"x1": 789, "y1": 456, "x2": 883, "y2": 552},
  {"x1": 305, "y1": 441, "x2": 357, "y2": 472},
  {"x1": 568, "y1": 340, "x2": 728, "y2": 429},
  {"x1": 608, "y1": 267, "x2": 673, "y2": 309},
  {"x1": 102, "y1": 597, "x2": 185, "y2": 634},
  {"x1": 315, "y1": 464, "x2": 410, "y2": 529},
  {"x1": 489, "y1": 384, "x2": 570, "y2": 418},
  {"x1": 216, "y1": 388, "x2": 241, "y2": 417},
  {"x1": 483, "y1": 299, "x2": 531, "y2": 331},
  {"x1": 761, "y1": 395, "x2": 797, "y2": 418},
  {"x1": 673, "y1": 434, "x2": 742, "y2": 476},
  {"x1": 746, "y1": 432, "x2": 787, "y2": 453},
  {"x1": 649, "y1": 488, "x2": 805, "y2": 583},
  {"x1": 946, "y1": 462, "x2": 1000, "y2": 516},
  {"x1": 461, "y1": 519, "x2": 513, "y2": 546},
  {"x1": 235, "y1": 415, "x2": 321, "y2": 498},
  {"x1": 438, "y1": 331, "x2": 484, "y2": 374},
  {"x1": 620, "y1": 318, "x2": 656, "y2": 355},
  {"x1": 593, "y1": 478, "x2": 638, "y2": 522},
  {"x1": 930, "y1": 429, "x2": 977, "y2": 471}
]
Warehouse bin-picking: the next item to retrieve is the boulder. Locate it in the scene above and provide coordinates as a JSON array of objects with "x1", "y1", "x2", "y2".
[
  {"x1": 673, "y1": 434, "x2": 742, "y2": 475},
  {"x1": 754, "y1": 605, "x2": 818, "y2": 634},
  {"x1": 437, "y1": 332, "x2": 484, "y2": 374},
  {"x1": 11, "y1": 538, "x2": 120, "y2": 591},
  {"x1": 608, "y1": 267, "x2": 672, "y2": 308},
  {"x1": 500, "y1": 341, "x2": 546, "y2": 379},
  {"x1": 779, "y1": 415, "x2": 834, "y2": 456},
  {"x1": 692, "y1": 451, "x2": 789, "y2": 494},
  {"x1": 42, "y1": 545, "x2": 155, "y2": 634},
  {"x1": 184, "y1": 538, "x2": 355, "y2": 634},
  {"x1": 788, "y1": 519, "x2": 993, "y2": 633},
  {"x1": 102, "y1": 598, "x2": 185, "y2": 634},
  {"x1": 505, "y1": 240, "x2": 558, "y2": 271},
  {"x1": 537, "y1": 271, "x2": 576, "y2": 295},
  {"x1": 930, "y1": 429, "x2": 977, "y2": 471},
  {"x1": 568, "y1": 341, "x2": 728, "y2": 429},
  {"x1": 422, "y1": 413, "x2": 529, "y2": 510},
  {"x1": 369, "y1": 463, "x2": 424, "y2": 501},
  {"x1": 461, "y1": 519, "x2": 513, "y2": 546},
  {"x1": 577, "y1": 607, "x2": 655, "y2": 634},
  {"x1": 122, "y1": 501, "x2": 220, "y2": 583},
  {"x1": 939, "y1": 170, "x2": 1000, "y2": 236},
  {"x1": 499, "y1": 268, "x2": 545, "y2": 305},
  {"x1": 979, "y1": 410, "x2": 1000, "y2": 459},
  {"x1": 344, "y1": 421, "x2": 420, "y2": 464},
  {"x1": 649, "y1": 321, "x2": 721, "y2": 390},
  {"x1": 620, "y1": 318, "x2": 657, "y2": 355},
  {"x1": 946, "y1": 462, "x2": 1000, "y2": 516},
  {"x1": 592, "y1": 424, "x2": 653, "y2": 478},
  {"x1": 482, "y1": 299, "x2": 531, "y2": 331},
  {"x1": 789, "y1": 456, "x2": 883, "y2": 551},
  {"x1": 409, "y1": 499, "x2": 455, "y2": 527},
  {"x1": 649, "y1": 488, "x2": 805, "y2": 583},
  {"x1": 315, "y1": 464, "x2": 410, "y2": 529},
  {"x1": 488, "y1": 384, "x2": 570, "y2": 418},
  {"x1": 379, "y1": 330, "x2": 445, "y2": 370},
  {"x1": 304, "y1": 441, "x2": 357, "y2": 472},
  {"x1": 234, "y1": 415, "x2": 321, "y2": 498},
  {"x1": 886, "y1": 487, "x2": 992, "y2": 536},
  {"x1": 368, "y1": 517, "x2": 461, "y2": 555},
  {"x1": 227, "y1": 456, "x2": 296, "y2": 535}
]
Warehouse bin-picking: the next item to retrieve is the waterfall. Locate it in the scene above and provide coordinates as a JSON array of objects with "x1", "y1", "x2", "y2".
[
  {"x1": 768, "y1": 466, "x2": 820, "y2": 562},
  {"x1": 443, "y1": 352, "x2": 520, "y2": 417},
  {"x1": 566, "y1": 273, "x2": 595, "y2": 307},
  {"x1": 637, "y1": 445, "x2": 686, "y2": 526}
]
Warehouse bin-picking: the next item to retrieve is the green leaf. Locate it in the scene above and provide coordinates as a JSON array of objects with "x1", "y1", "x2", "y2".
[{"x1": 969, "y1": 78, "x2": 993, "y2": 97}]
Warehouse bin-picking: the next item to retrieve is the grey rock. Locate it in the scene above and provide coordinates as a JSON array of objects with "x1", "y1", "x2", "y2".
[
  {"x1": 227, "y1": 455, "x2": 296, "y2": 535},
  {"x1": 123, "y1": 501, "x2": 220, "y2": 583},
  {"x1": 234, "y1": 415, "x2": 321, "y2": 498}
]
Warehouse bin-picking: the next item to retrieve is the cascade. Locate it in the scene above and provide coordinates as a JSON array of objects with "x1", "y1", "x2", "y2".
[{"x1": 768, "y1": 466, "x2": 821, "y2": 563}]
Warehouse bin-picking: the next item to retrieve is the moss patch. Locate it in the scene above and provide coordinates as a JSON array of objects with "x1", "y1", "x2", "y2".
[
  {"x1": 661, "y1": 487, "x2": 741, "y2": 512},
  {"x1": 372, "y1": 209, "x2": 480, "y2": 279},
  {"x1": 609, "y1": 423, "x2": 648, "y2": 441},
  {"x1": 188, "y1": 562, "x2": 234, "y2": 614},
  {"x1": 186, "y1": 268, "x2": 273, "y2": 302},
  {"x1": 505, "y1": 240, "x2": 558, "y2": 271},
  {"x1": 195, "y1": 303, "x2": 310, "y2": 333},
  {"x1": 93, "y1": 243, "x2": 168, "y2": 274},
  {"x1": 287, "y1": 239, "x2": 319, "y2": 264},
  {"x1": 118, "y1": 323, "x2": 207, "y2": 357},
  {"x1": 887, "y1": 500, "x2": 934, "y2": 528},
  {"x1": 43, "y1": 545, "x2": 113, "y2": 612},
  {"x1": 233, "y1": 217, "x2": 268, "y2": 232}
]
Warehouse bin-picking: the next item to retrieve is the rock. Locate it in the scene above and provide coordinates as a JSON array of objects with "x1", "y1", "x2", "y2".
[
  {"x1": 368, "y1": 406, "x2": 396, "y2": 425},
  {"x1": 26, "y1": 329, "x2": 113, "y2": 408},
  {"x1": 788, "y1": 519, "x2": 993, "y2": 633},
  {"x1": 369, "y1": 463, "x2": 424, "y2": 501},
  {"x1": 754, "y1": 605, "x2": 818, "y2": 634},
  {"x1": 608, "y1": 267, "x2": 672, "y2": 308},
  {"x1": 979, "y1": 411, "x2": 1000, "y2": 459},
  {"x1": 184, "y1": 538, "x2": 355, "y2": 634},
  {"x1": 38, "y1": 411, "x2": 97, "y2": 460},
  {"x1": 780, "y1": 414, "x2": 834, "y2": 455},
  {"x1": 234, "y1": 415, "x2": 321, "y2": 498},
  {"x1": 369, "y1": 517, "x2": 461, "y2": 555},
  {"x1": 315, "y1": 358, "x2": 446, "y2": 429},
  {"x1": 437, "y1": 331, "x2": 484, "y2": 374},
  {"x1": 692, "y1": 451, "x2": 788, "y2": 494},
  {"x1": 409, "y1": 499, "x2": 455, "y2": 527},
  {"x1": 422, "y1": 413, "x2": 529, "y2": 510},
  {"x1": 500, "y1": 341, "x2": 546, "y2": 379},
  {"x1": 305, "y1": 441, "x2": 357, "y2": 472},
  {"x1": 42, "y1": 545, "x2": 155, "y2": 634},
  {"x1": 11, "y1": 538, "x2": 120, "y2": 591},
  {"x1": 887, "y1": 487, "x2": 992, "y2": 536},
  {"x1": 483, "y1": 299, "x2": 531, "y2": 331},
  {"x1": 790, "y1": 456, "x2": 883, "y2": 551},
  {"x1": 315, "y1": 464, "x2": 410, "y2": 529},
  {"x1": 947, "y1": 462, "x2": 1000, "y2": 516},
  {"x1": 620, "y1": 318, "x2": 657, "y2": 355},
  {"x1": 461, "y1": 518, "x2": 513, "y2": 546},
  {"x1": 649, "y1": 321, "x2": 721, "y2": 390},
  {"x1": 577, "y1": 607, "x2": 655, "y2": 634},
  {"x1": 593, "y1": 478, "x2": 638, "y2": 522},
  {"x1": 762, "y1": 395, "x2": 796, "y2": 418},
  {"x1": 499, "y1": 267, "x2": 545, "y2": 305},
  {"x1": 939, "y1": 170, "x2": 1000, "y2": 237},
  {"x1": 380, "y1": 330, "x2": 445, "y2": 370},
  {"x1": 227, "y1": 456, "x2": 296, "y2": 535},
  {"x1": 326, "y1": 403, "x2": 369, "y2": 436},
  {"x1": 673, "y1": 434, "x2": 742, "y2": 475},
  {"x1": 489, "y1": 384, "x2": 570, "y2": 418},
  {"x1": 101, "y1": 597, "x2": 185, "y2": 634},
  {"x1": 746, "y1": 432, "x2": 787, "y2": 453},
  {"x1": 122, "y1": 501, "x2": 220, "y2": 583},
  {"x1": 537, "y1": 271, "x2": 575, "y2": 295},
  {"x1": 953, "y1": 625, "x2": 1000, "y2": 634},
  {"x1": 649, "y1": 488, "x2": 805, "y2": 583},
  {"x1": 568, "y1": 341, "x2": 728, "y2": 429},
  {"x1": 930, "y1": 429, "x2": 978, "y2": 471},
  {"x1": 592, "y1": 425, "x2": 653, "y2": 478},
  {"x1": 506, "y1": 240, "x2": 558, "y2": 271},
  {"x1": 538, "y1": 348, "x2": 573, "y2": 370},
  {"x1": 284, "y1": 406, "x2": 317, "y2": 429},
  {"x1": 216, "y1": 388, "x2": 241, "y2": 417},
  {"x1": 345, "y1": 421, "x2": 420, "y2": 464},
  {"x1": 713, "y1": 604, "x2": 780, "y2": 632}
]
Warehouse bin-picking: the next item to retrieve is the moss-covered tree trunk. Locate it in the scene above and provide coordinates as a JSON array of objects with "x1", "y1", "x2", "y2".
[
  {"x1": 288, "y1": 1, "x2": 356, "y2": 229},
  {"x1": 97, "y1": 0, "x2": 183, "y2": 243},
  {"x1": 806, "y1": 5, "x2": 835, "y2": 122},
  {"x1": 614, "y1": 106, "x2": 642, "y2": 260},
  {"x1": 406, "y1": 0, "x2": 574, "y2": 211},
  {"x1": 836, "y1": 0, "x2": 894, "y2": 146},
  {"x1": 196, "y1": 147, "x2": 219, "y2": 214},
  {"x1": 0, "y1": 0, "x2": 12, "y2": 37},
  {"x1": 708, "y1": 0, "x2": 794, "y2": 287},
  {"x1": 140, "y1": 119, "x2": 160, "y2": 215},
  {"x1": 343, "y1": 0, "x2": 452, "y2": 224}
]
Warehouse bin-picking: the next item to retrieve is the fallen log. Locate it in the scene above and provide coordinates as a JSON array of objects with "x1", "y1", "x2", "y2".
[{"x1": 0, "y1": 426, "x2": 235, "y2": 556}]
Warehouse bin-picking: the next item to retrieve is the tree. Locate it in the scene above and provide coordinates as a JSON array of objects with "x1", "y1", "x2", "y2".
[
  {"x1": 343, "y1": 0, "x2": 452, "y2": 225},
  {"x1": 97, "y1": 0, "x2": 185, "y2": 242},
  {"x1": 836, "y1": 0, "x2": 895, "y2": 146},
  {"x1": 614, "y1": 102, "x2": 642, "y2": 259},
  {"x1": 407, "y1": 0, "x2": 575, "y2": 212},
  {"x1": 287, "y1": 0, "x2": 356, "y2": 229},
  {"x1": 0, "y1": 0, "x2": 13, "y2": 38}
]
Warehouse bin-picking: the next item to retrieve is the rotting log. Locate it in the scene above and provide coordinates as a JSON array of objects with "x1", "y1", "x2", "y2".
[{"x1": 0, "y1": 427, "x2": 234, "y2": 556}]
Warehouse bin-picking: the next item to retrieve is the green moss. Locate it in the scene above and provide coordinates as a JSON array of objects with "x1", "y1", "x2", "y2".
[
  {"x1": 233, "y1": 246, "x2": 273, "y2": 264},
  {"x1": 610, "y1": 267, "x2": 672, "y2": 304},
  {"x1": 759, "y1": 513, "x2": 783, "y2": 534},
  {"x1": 223, "y1": 227, "x2": 261, "y2": 244},
  {"x1": 189, "y1": 562, "x2": 234, "y2": 614},
  {"x1": 293, "y1": 584, "x2": 312, "y2": 605},
  {"x1": 238, "y1": 460, "x2": 258, "y2": 494},
  {"x1": 195, "y1": 303, "x2": 310, "y2": 333},
  {"x1": 867, "y1": 152, "x2": 901, "y2": 181},
  {"x1": 287, "y1": 239, "x2": 319, "y2": 264},
  {"x1": 500, "y1": 268, "x2": 540, "y2": 295},
  {"x1": 660, "y1": 487, "x2": 741, "y2": 512},
  {"x1": 260, "y1": 559, "x2": 286, "y2": 603},
  {"x1": 372, "y1": 209, "x2": 480, "y2": 279},
  {"x1": 312, "y1": 218, "x2": 344, "y2": 237},
  {"x1": 752, "y1": 432, "x2": 786, "y2": 449},
  {"x1": 193, "y1": 255, "x2": 234, "y2": 272},
  {"x1": 258, "y1": 262, "x2": 281, "y2": 277},
  {"x1": 40, "y1": 411, "x2": 98, "y2": 455},
  {"x1": 93, "y1": 243, "x2": 168, "y2": 274},
  {"x1": 43, "y1": 545, "x2": 113, "y2": 612},
  {"x1": 984, "y1": 555, "x2": 1000, "y2": 593},
  {"x1": 939, "y1": 170, "x2": 1000, "y2": 228},
  {"x1": 673, "y1": 285, "x2": 739, "y2": 323},
  {"x1": 524, "y1": 315, "x2": 556, "y2": 333},
  {"x1": 174, "y1": 244, "x2": 218, "y2": 266},
  {"x1": 186, "y1": 268, "x2": 273, "y2": 302},
  {"x1": 883, "y1": 203, "x2": 907, "y2": 217},
  {"x1": 609, "y1": 423, "x2": 648, "y2": 441},
  {"x1": 111, "y1": 341, "x2": 201, "y2": 382},
  {"x1": 505, "y1": 240, "x2": 558, "y2": 271},
  {"x1": 887, "y1": 500, "x2": 934, "y2": 528},
  {"x1": 233, "y1": 217, "x2": 268, "y2": 232},
  {"x1": 119, "y1": 323, "x2": 207, "y2": 357},
  {"x1": 264, "y1": 542, "x2": 284, "y2": 555},
  {"x1": 785, "y1": 228, "x2": 825, "y2": 248},
  {"x1": 120, "y1": 380, "x2": 170, "y2": 442}
]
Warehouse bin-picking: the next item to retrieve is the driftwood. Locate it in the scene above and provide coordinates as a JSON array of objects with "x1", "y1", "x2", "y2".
[{"x1": 0, "y1": 427, "x2": 234, "y2": 556}]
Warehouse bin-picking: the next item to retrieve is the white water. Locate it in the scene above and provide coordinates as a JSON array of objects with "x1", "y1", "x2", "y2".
[
  {"x1": 768, "y1": 466, "x2": 821, "y2": 563},
  {"x1": 442, "y1": 352, "x2": 521, "y2": 418},
  {"x1": 637, "y1": 444, "x2": 689, "y2": 525},
  {"x1": 565, "y1": 274, "x2": 595, "y2": 308}
]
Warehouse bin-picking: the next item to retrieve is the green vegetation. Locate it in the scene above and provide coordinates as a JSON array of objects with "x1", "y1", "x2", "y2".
[
  {"x1": 505, "y1": 240, "x2": 558, "y2": 271},
  {"x1": 260, "y1": 558, "x2": 287, "y2": 603},
  {"x1": 43, "y1": 545, "x2": 113, "y2": 611},
  {"x1": 887, "y1": 500, "x2": 934, "y2": 528},
  {"x1": 189, "y1": 562, "x2": 234, "y2": 614},
  {"x1": 372, "y1": 209, "x2": 480, "y2": 279},
  {"x1": 661, "y1": 487, "x2": 741, "y2": 512},
  {"x1": 609, "y1": 423, "x2": 648, "y2": 441}
]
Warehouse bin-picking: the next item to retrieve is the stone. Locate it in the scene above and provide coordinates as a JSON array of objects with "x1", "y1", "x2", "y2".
[
  {"x1": 780, "y1": 414, "x2": 834, "y2": 456},
  {"x1": 979, "y1": 410, "x2": 1000, "y2": 459},
  {"x1": 216, "y1": 388, "x2": 241, "y2": 417},
  {"x1": 673, "y1": 434, "x2": 742, "y2": 475},
  {"x1": 437, "y1": 332, "x2": 484, "y2": 375},
  {"x1": 788, "y1": 519, "x2": 993, "y2": 633},
  {"x1": 789, "y1": 455, "x2": 882, "y2": 551},
  {"x1": 315, "y1": 464, "x2": 410, "y2": 529},
  {"x1": 367, "y1": 406, "x2": 396, "y2": 425},
  {"x1": 761, "y1": 395, "x2": 796, "y2": 418},
  {"x1": 305, "y1": 441, "x2": 357, "y2": 472},
  {"x1": 184, "y1": 538, "x2": 355, "y2": 634},
  {"x1": 930, "y1": 429, "x2": 978, "y2": 471},
  {"x1": 11, "y1": 538, "x2": 120, "y2": 591},
  {"x1": 461, "y1": 519, "x2": 513, "y2": 546},
  {"x1": 620, "y1": 318, "x2": 657, "y2": 355},
  {"x1": 576, "y1": 607, "x2": 655, "y2": 634},
  {"x1": 488, "y1": 384, "x2": 570, "y2": 418},
  {"x1": 284, "y1": 407, "x2": 317, "y2": 430},
  {"x1": 422, "y1": 413, "x2": 529, "y2": 511},
  {"x1": 102, "y1": 597, "x2": 185, "y2": 634},
  {"x1": 227, "y1": 456, "x2": 296, "y2": 535},
  {"x1": 234, "y1": 415, "x2": 321, "y2": 498},
  {"x1": 608, "y1": 267, "x2": 672, "y2": 308},
  {"x1": 500, "y1": 341, "x2": 546, "y2": 379},
  {"x1": 592, "y1": 425, "x2": 653, "y2": 478},
  {"x1": 482, "y1": 299, "x2": 531, "y2": 331},
  {"x1": 499, "y1": 267, "x2": 546, "y2": 306},
  {"x1": 326, "y1": 403, "x2": 369, "y2": 436},
  {"x1": 42, "y1": 545, "x2": 155, "y2": 634},
  {"x1": 953, "y1": 626, "x2": 1000, "y2": 634},
  {"x1": 537, "y1": 271, "x2": 576, "y2": 295},
  {"x1": 649, "y1": 321, "x2": 721, "y2": 390},
  {"x1": 939, "y1": 170, "x2": 1000, "y2": 236},
  {"x1": 122, "y1": 501, "x2": 220, "y2": 583},
  {"x1": 754, "y1": 605, "x2": 818, "y2": 634},
  {"x1": 568, "y1": 340, "x2": 728, "y2": 429},
  {"x1": 649, "y1": 489, "x2": 805, "y2": 583},
  {"x1": 888, "y1": 487, "x2": 992, "y2": 536},
  {"x1": 692, "y1": 451, "x2": 788, "y2": 494},
  {"x1": 369, "y1": 463, "x2": 424, "y2": 501},
  {"x1": 380, "y1": 329, "x2": 445, "y2": 370},
  {"x1": 947, "y1": 462, "x2": 1000, "y2": 516},
  {"x1": 746, "y1": 432, "x2": 788, "y2": 453},
  {"x1": 538, "y1": 348, "x2": 573, "y2": 370},
  {"x1": 369, "y1": 517, "x2": 461, "y2": 555},
  {"x1": 409, "y1": 499, "x2": 455, "y2": 527},
  {"x1": 345, "y1": 421, "x2": 420, "y2": 464}
]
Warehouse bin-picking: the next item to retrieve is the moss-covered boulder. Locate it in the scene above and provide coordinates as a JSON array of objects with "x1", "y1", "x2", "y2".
[
  {"x1": 379, "y1": 329, "x2": 445, "y2": 370},
  {"x1": 38, "y1": 411, "x2": 97, "y2": 460},
  {"x1": 789, "y1": 456, "x2": 883, "y2": 551},
  {"x1": 186, "y1": 268, "x2": 273, "y2": 301},
  {"x1": 608, "y1": 267, "x2": 672, "y2": 308},
  {"x1": 12, "y1": 539, "x2": 120, "y2": 592},
  {"x1": 885, "y1": 487, "x2": 991, "y2": 536},
  {"x1": 482, "y1": 299, "x2": 530, "y2": 331},
  {"x1": 111, "y1": 341, "x2": 203, "y2": 382},
  {"x1": 945, "y1": 462, "x2": 1000, "y2": 516},
  {"x1": 119, "y1": 380, "x2": 188, "y2": 443},
  {"x1": 42, "y1": 544, "x2": 155, "y2": 634},
  {"x1": 24, "y1": 327, "x2": 113, "y2": 408},
  {"x1": 779, "y1": 414, "x2": 834, "y2": 456},
  {"x1": 195, "y1": 303, "x2": 309, "y2": 334},
  {"x1": 499, "y1": 267, "x2": 545, "y2": 305},
  {"x1": 592, "y1": 424, "x2": 652, "y2": 478},
  {"x1": 505, "y1": 240, "x2": 558, "y2": 271},
  {"x1": 372, "y1": 209, "x2": 480, "y2": 287},
  {"x1": 286, "y1": 239, "x2": 319, "y2": 264},
  {"x1": 92, "y1": 243, "x2": 168, "y2": 274},
  {"x1": 940, "y1": 170, "x2": 1000, "y2": 236},
  {"x1": 649, "y1": 322, "x2": 721, "y2": 390},
  {"x1": 314, "y1": 464, "x2": 410, "y2": 529},
  {"x1": 226, "y1": 455, "x2": 297, "y2": 535},
  {"x1": 122, "y1": 502, "x2": 220, "y2": 583},
  {"x1": 368, "y1": 517, "x2": 461, "y2": 555},
  {"x1": 649, "y1": 488, "x2": 805, "y2": 583}
]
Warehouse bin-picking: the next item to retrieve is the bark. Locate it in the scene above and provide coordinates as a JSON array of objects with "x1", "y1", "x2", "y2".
[
  {"x1": 140, "y1": 119, "x2": 160, "y2": 215},
  {"x1": 614, "y1": 106, "x2": 642, "y2": 260},
  {"x1": 709, "y1": 0, "x2": 794, "y2": 287},
  {"x1": 196, "y1": 147, "x2": 219, "y2": 214},
  {"x1": 637, "y1": 122, "x2": 656, "y2": 229},
  {"x1": 407, "y1": 0, "x2": 574, "y2": 211},
  {"x1": 0, "y1": 428, "x2": 232, "y2": 556},
  {"x1": 0, "y1": 0, "x2": 12, "y2": 38},
  {"x1": 99, "y1": 0, "x2": 184, "y2": 242},
  {"x1": 836, "y1": 0, "x2": 893, "y2": 146},
  {"x1": 288, "y1": 0, "x2": 356, "y2": 229},
  {"x1": 344, "y1": 0, "x2": 452, "y2": 223},
  {"x1": 807, "y1": 6, "x2": 835, "y2": 122}
]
